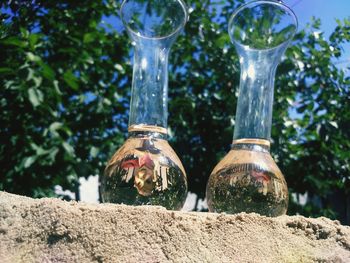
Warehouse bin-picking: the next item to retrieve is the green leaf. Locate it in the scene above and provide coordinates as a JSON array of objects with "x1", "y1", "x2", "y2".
[
  {"x1": 329, "y1": 121, "x2": 338, "y2": 129},
  {"x1": 41, "y1": 64, "x2": 55, "y2": 80},
  {"x1": 0, "y1": 67, "x2": 13, "y2": 74},
  {"x1": 114, "y1": 64, "x2": 125, "y2": 73},
  {"x1": 29, "y1": 34, "x2": 40, "y2": 48},
  {"x1": 63, "y1": 70, "x2": 79, "y2": 90},
  {"x1": 23, "y1": 156, "x2": 37, "y2": 168},
  {"x1": 33, "y1": 76, "x2": 43, "y2": 88},
  {"x1": 215, "y1": 34, "x2": 229, "y2": 48},
  {"x1": 62, "y1": 142, "x2": 75, "y2": 156},
  {"x1": 48, "y1": 148, "x2": 59, "y2": 162},
  {"x1": 49, "y1": 122, "x2": 63, "y2": 132},
  {"x1": 28, "y1": 88, "x2": 43, "y2": 107},
  {"x1": 83, "y1": 33, "x2": 95, "y2": 43},
  {"x1": 0, "y1": 36, "x2": 27, "y2": 47},
  {"x1": 53, "y1": 80, "x2": 62, "y2": 95},
  {"x1": 90, "y1": 146, "x2": 99, "y2": 158},
  {"x1": 26, "y1": 52, "x2": 41, "y2": 62}
]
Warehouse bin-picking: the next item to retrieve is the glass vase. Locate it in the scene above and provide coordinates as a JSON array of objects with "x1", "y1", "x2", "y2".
[
  {"x1": 100, "y1": 0, "x2": 188, "y2": 210},
  {"x1": 206, "y1": 0, "x2": 298, "y2": 216}
]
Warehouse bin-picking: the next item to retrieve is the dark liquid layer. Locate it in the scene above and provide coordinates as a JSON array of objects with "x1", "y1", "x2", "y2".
[
  {"x1": 207, "y1": 162, "x2": 288, "y2": 217},
  {"x1": 101, "y1": 136, "x2": 187, "y2": 210}
]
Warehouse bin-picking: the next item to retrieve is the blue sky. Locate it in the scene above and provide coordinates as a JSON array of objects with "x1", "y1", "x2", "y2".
[
  {"x1": 284, "y1": 0, "x2": 350, "y2": 34},
  {"x1": 284, "y1": 0, "x2": 350, "y2": 71}
]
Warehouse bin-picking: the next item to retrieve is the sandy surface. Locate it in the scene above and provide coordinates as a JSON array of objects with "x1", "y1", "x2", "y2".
[{"x1": 0, "y1": 191, "x2": 349, "y2": 263}]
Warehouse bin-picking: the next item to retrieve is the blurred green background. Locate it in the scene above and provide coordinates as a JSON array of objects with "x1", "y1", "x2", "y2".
[{"x1": 0, "y1": 0, "x2": 349, "y2": 224}]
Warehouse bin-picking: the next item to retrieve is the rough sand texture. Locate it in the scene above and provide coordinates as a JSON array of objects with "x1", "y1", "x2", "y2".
[{"x1": 0, "y1": 191, "x2": 349, "y2": 263}]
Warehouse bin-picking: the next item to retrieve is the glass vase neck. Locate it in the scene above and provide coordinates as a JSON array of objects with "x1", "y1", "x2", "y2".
[
  {"x1": 120, "y1": 0, "x2": 188, "y2": 134},
  {"x1": 128, "y1": 39, "x2": 171, "y2": 131},
  {"x1": 228, "y1": 0, "x2": 298, "y2": 142},
  {"x1": 233, "y1": 43, "x2": 288, "y2": 141}
]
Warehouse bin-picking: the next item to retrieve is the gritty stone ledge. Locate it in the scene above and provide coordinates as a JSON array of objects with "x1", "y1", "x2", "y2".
[{"x1": 0, "y1": 191, "x2": 349, "y2": 263}]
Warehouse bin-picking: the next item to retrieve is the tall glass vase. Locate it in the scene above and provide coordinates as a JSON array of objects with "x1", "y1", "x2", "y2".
[
  {"x1": 206, "y1": 1, "x2": 298, "y2": 216},
  {"x1": 100, "y1": 0, "x2": 188, "y2": 210}
]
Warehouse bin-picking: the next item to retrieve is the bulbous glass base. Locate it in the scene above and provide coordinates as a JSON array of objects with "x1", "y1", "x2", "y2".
[
  {"x1": 206, "y1": 140, "x2": 288, "y2": 217},
  {"x1": 101, "y1": 131, "x2": 187, "y2": 210}
]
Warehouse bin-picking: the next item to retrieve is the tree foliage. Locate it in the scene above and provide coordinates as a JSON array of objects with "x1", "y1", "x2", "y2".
[
  {"x1": 0, "y1": 0, "x2": 130, "y2": 197},
  {"x1": 0, "y1": 1, "x2": 349, "y2": 223}
]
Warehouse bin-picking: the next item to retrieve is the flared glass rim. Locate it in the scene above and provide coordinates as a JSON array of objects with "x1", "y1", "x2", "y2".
[
  {"x1": 120, "y1": 0, "x2": 189, "y2": 40},
  {"x1": 228, "y1": 0, "x2": 298, "y2": 50}
]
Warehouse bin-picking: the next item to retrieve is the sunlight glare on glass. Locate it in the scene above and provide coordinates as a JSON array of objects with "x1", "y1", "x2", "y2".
[
  {"x1": 247, "y1": 64, "x2": 256, "y2": 78},
  {"x1": 141, "y1": 58, "x2": 148, "y2": 69}
]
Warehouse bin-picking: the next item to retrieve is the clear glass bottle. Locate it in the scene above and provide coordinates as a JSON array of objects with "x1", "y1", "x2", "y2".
[
  {"x1": 206, "y1": 1, "x2": 298, "y2": 216},
  {"x1": 100, "y1": 0, "x2": 188, "y2": 210}
]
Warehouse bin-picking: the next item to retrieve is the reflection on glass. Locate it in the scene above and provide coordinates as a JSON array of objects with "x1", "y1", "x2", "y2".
[
  {"x1": 206, "y1": 1, "x2": 298, "y2": 216},
  {"x1": 100, "y1": 0, "x2": 188, "y2": 210}
]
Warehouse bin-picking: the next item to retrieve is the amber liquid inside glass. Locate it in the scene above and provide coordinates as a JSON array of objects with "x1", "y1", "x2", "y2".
[
  {"x1": 101, "y1": 129, "x2": 187, "y2": 210},
  {"x1": 206, "y1": 141, "x2": 288, "y2": 216}
]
